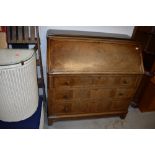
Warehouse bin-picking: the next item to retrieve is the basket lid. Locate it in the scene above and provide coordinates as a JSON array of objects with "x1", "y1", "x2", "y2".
[{"x1": 0, "y1": 49, "x2": 34, "y2": 66}]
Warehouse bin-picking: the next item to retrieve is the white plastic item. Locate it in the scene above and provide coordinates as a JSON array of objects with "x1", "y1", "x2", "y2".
[{"x1": 0, "y1": 49, "x2": 38, "y2": 122}]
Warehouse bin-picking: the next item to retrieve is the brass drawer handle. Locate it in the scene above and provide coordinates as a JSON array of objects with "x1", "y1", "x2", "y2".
[
  {"x1": 65, "y1": 81, "x2": 70, "y2": 85},
  {"x1": 118, "y1": 93, "x2": 124, "y2": 96},
  {"x1": 63, "y1": 95, "x2": 68, "y2": 99},
  {"x1": 123, "y1": 80, "x2": 128, "y2": 84}
]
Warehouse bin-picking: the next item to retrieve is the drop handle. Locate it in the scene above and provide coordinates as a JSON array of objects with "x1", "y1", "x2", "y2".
[
  {"x1": 123, "y1": 80, "x2": 128, "y2": 84},
  {"x1": 118, "y1": 93, "x2": 123, "y2": 96},
  {"x1": 65, "y1": 81, "x2": 70, "y2": 85}
]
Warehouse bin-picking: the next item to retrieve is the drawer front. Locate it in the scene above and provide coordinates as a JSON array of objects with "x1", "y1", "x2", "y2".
[
  {"x1": 114, "y1": 89, "x2": 136, "y2": 99},
  {"x1": 49, "y1": 75, "x2": 140, "y2": 89},
  {"x1": 50, "y1": 99, "x2": 112, "y2": 115},
  {"x1": 117, "y1": 76, "x2": 139, "y2": 88},
  {"x1": 51, "y1": 101, "x2": 71, "y2": 114},
  {"x1": 48, "y1": 98, "x2": 130, "y2": 115},
  {"x1": 52, "y1": 88, "x2": 115, "y2": 101},
  {"x1": 51, "y1": 88, "x2": 135, "y2": 101},
  {"x1": 53, "y1": 89, "x2": 73, "y2": 100},
  {"x1": 53, "y1": 76, "x2": 92, "y2": 88}
]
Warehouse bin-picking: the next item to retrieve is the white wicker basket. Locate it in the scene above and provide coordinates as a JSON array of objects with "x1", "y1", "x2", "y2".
[{"x1": 0, "y1": 49, "x2": 38, "y2": 122}]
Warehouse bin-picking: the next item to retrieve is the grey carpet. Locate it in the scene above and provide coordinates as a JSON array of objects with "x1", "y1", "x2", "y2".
[{"x1": 44, "y1": 106, "x2": 155, "y2": 129}]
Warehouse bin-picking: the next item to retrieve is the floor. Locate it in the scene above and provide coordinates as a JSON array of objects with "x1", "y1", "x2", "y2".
[{"x1": 44, "y1": 106, "x2": 155, "y2": 129}]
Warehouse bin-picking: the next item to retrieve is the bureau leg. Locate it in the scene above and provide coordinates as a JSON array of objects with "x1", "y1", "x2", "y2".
[{"x1": 120, "y1": 114, "x2": 127, "y2": 120}]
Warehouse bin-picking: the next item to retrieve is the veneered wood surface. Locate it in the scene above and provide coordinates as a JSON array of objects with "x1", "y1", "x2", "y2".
[
  {"x1": 47, "y1": 34, "x2": 144, "y2": 124},
  {"x1": 47, "y1": 36, "x2": 144, "y2": 74},
  {"x1": 48, "y1": 75, "x2": 141, "y2": 118},
  {"x1": 48, "y1": 75, "x2": 140, "y2": 89}
]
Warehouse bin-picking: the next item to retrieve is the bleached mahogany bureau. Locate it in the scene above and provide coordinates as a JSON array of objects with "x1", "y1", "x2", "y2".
[{"x1": 47, "y1": 30, "x2": 144, "y2": 125}]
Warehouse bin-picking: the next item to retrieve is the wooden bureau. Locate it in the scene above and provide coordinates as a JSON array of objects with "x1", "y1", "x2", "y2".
[{"x1": 47, "y1": 30, "x2": 144, "y2": 125}]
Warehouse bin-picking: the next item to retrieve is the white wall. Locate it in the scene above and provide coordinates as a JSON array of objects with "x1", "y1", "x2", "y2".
[{"x1": 39, "y1": 26, "x2": 134, "y2": 93}]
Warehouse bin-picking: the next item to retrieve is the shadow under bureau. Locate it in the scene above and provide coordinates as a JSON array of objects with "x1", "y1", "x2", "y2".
[{"x1": 47, "y1": 30, "x2": 144, "y2": 125}]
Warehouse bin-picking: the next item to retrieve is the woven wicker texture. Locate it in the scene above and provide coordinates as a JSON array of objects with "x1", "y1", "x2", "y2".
[{"x1": 0, "y1": 54, "x2": 38, "y2": 122}]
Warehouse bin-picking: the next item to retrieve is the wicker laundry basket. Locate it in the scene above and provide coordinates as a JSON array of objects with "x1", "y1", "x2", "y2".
[{"x1": 0, "y1": 49, "x2": 38, "y2": 122}]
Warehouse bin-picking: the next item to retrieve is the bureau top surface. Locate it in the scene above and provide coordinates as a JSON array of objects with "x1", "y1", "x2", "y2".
[
  {"x1": 47, "y1": 29, "x2": 131, "y2": 39},
  {"x1": 47, "y1": 32, "x2": 144, "y2": 75}
]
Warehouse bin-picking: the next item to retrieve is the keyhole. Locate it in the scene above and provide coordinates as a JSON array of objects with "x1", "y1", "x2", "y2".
[
  {"x1": 63, "y1": 95, "x2": 68, "y2": 99},
  {"x1": 65, "y1": 81, "x2": 70, "y2": 85},
  {"x1": 123, "y1": 80, "x2": 127, "y2": 84}
]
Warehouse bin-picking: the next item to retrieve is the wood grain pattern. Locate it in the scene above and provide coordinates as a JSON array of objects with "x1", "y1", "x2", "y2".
[
  {"x1": 12, "y1": 26, "x2": 17, "y2": 42},
  {"x1": 24, "y1": 26, "x2": 29, "y2": 42},
  {"x1": 30, "y1": 26, "x2": 36, "y2": 42},
  {"x1": 48, "y1": 75, "x2": 140, "y2": 89},
  {"x1": 47, "y1": 33, "x2": 144, "y2": 125},
  {"x1": 7, "y1": 26, "x2": 37, "y2": 44},
  {"x1": 47, "y1": 36, "x2": 144, "y2": 74},
  {"x1": 17, "y1": 26, "x2": 23, "y2": 42}
]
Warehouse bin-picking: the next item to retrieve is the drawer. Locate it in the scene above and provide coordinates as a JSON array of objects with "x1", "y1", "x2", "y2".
[
  {"x1": 114, "y1": 89, "x2": 136, "y2": 99},
  {"x1": 116, "y1": 76, "x2": 139, "y2": 88},
  {"x1": 49, "y1": 75, "x2": 140, "y2": 89},
  {"x1": 50, "y1": 99, "x2": 112, "y2": 114},
  {"x1": 48, "y1": 97, "x2": 130, "y2": 115},
  {"x1": 53, "y1": 76, "x2": 92, "y2": 88},
  {"x1": 53, "y1": 89, "x2": 73, "y2": 100},
  {"x1": 51, "y1": 101, "x2": 71, "y2": 114}
]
